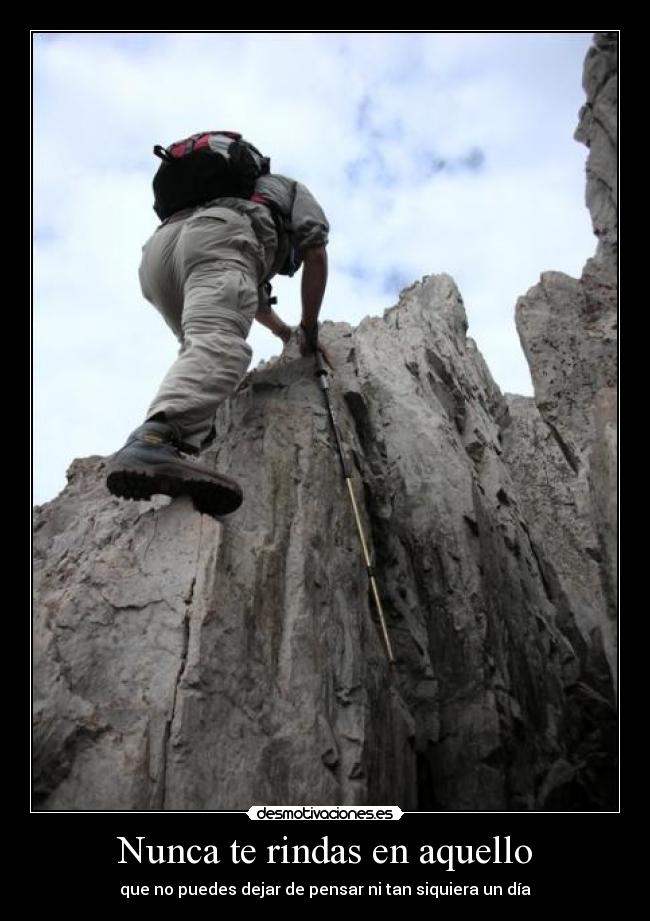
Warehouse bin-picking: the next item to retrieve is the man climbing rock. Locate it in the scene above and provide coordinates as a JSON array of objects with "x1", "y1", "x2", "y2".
[{"x1": 106, "y1": 131, "x2": 329, "y2": 517}]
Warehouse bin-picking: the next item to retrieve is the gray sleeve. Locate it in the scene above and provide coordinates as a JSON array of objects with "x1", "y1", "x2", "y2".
[{"x1": 290, "y1": 182, "x2": 330, "y2": 250}]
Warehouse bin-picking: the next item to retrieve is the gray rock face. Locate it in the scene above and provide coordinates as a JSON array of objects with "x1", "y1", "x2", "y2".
[
  {"x1": 514, "y1": 32, "x2": 617, "y2": 683},
  {"x1": 501, "y1": 395, "x2": 613, "y2": 694},
  {"x1": 33, "y1": 33, "x2": 617, "y2": 811},
  {"x1": 574, "y1": 31, "x2": 618, "y2": 272},
  {"x1": 33, "y1": 273, "x2": 616, "y2": 812}
]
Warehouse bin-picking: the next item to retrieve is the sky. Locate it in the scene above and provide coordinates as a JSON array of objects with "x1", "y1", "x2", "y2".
[{"x1": 33, "y1": 31, "x2": 597, "y2": 506}]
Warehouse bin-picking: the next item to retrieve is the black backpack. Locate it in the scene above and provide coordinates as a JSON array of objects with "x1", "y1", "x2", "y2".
[{"x1": 152, "y1": 131, "x2": 270, "y2": 221}]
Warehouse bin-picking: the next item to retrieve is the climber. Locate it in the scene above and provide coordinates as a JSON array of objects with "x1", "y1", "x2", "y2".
[{"x1": 106, "y1": 131, "x2": 329, "y2": 518}]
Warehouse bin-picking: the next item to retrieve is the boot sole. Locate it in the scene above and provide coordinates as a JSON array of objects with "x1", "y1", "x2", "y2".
[{"x1": 106, "y1": 464, "x2": 243, "y2": 517}]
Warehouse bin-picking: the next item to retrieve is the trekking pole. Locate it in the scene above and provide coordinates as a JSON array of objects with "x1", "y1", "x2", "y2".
[{"x1": 315, "y1": 349, "x2": 396, "y2": 667}]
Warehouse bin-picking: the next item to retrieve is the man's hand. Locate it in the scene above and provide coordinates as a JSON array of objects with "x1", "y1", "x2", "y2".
[
  {"x1": 278, "y1": 323, "x2": 293, "y2": 344},
  {"x1": 298, "y1": 323, "x2": 333, "y2": 368},
  {"x1": 256, "y1": 306, "x2": 292, "y2": 345},
  {"x1": 298, "y1": 321, "x2": 319, "y2": 355}
]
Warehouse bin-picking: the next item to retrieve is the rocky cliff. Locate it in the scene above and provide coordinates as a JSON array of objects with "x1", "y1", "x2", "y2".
[
  {"x1": 32, "y1": 33, "x2": 617, "y2": 811},
  {"x1": 507, "y1": 30, "x2": 618, "y2": 687}
]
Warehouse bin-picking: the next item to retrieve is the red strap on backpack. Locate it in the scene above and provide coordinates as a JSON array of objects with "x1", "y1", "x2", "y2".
[{"x1": 155, "y1": 131, "x2": 243, "y2": 161}]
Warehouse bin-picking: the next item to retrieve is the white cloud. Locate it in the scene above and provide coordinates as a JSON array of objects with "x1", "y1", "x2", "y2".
[{"x1": 33, "y1": 31, "x2": 597, "y2": 505}]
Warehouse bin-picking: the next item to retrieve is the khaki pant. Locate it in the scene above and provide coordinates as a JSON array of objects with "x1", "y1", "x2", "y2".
[{"x1": 139, "y1": 204, "x2": 276, "y2": 453}]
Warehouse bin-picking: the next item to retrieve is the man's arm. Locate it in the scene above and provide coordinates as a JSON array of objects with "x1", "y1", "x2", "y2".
[
  {"x1": 255, "y1": 306, "x2": 292, "y2": 343},
  {"x1": 299, "y1": 244, "x2": 328, "y2": 353}
]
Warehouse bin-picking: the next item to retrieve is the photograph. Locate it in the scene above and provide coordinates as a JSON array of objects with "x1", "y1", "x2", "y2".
[{"x1": 31, "y1": 28, "x2": 619, "y2": 903}]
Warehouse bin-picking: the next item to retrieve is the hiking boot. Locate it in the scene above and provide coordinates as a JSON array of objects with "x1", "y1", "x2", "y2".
[{"x1": 106, "y1": 420, "x2": 243, "y2": 517}]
